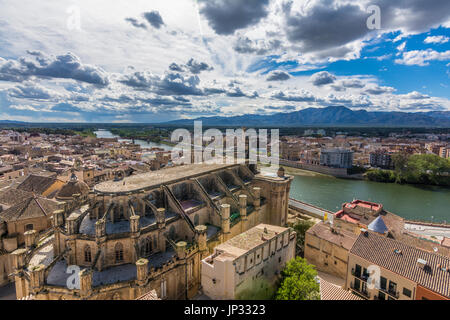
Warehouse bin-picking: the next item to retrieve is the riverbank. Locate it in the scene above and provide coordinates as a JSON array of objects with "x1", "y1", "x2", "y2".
[
  {"x1": 288, "y1": 170, "x2": 450, "y2": 223},
  {"x1": 283, "y1": 166, "x2": 331, "y2": 178},
  {"x1": 94, "y1": 130, "x2": 174, "y2": 150},
  {"x1": 279, "y1": 159, "x2": 364, "y2": 180}
]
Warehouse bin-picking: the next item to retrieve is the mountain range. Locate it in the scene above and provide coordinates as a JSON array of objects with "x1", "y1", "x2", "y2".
[{"x1": 167, "y1": 106, "x2": 450, "y2": 127}]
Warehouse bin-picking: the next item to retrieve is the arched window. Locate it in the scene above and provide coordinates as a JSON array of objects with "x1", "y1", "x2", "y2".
[
  {"x1": 188, "y1": 260, "x2": 194, "y2": 281},
  {"x1": 161, "y1": 278, "x2": 167, "y2": 299},
  {"x1": 153, "y1": 235, "x2": 157, "y2": 248},
  {"x1": 145, "y1": 238, "x2": 152, "y2": 256},
  {"x1": 84, "y1": 245, "x2": 92, "y2": 263},
  {"x1": 141, "y1": 237, "x2": 152, "y2": 257},
  {"x1": 115, "y1": 242, "x2": 124, "y2": 262},
  {"x1": 169, "y1": 226, "x2": 176, "y2": 239}
]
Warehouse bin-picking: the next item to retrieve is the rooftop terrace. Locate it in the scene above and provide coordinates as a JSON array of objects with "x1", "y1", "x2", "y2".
[{"x1": 214, "y1": 224, "x2": 288, "y2": 259}]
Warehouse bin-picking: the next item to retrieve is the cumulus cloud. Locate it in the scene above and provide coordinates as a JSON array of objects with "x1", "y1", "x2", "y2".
[
  {"x1": 364, "y1": 85, "x2": 396, "y2": 95},
  {"x1": 310, "y1": 71, "x2": 336, "y2": 86},
  {"x1": 5, "y1": 83, "x2": 59, "y2": 100},
  {"x1": 186, "y1": 58, "x2": 214, "y2": 74},
  {"x1": 226, "y1": 87, "x2": 258, "y2": 98},
  {"x1": 198, "y1": 0, "x2": 270, "y2": 35},
  {"x1": 120, "y1": 70, "x2": 204, "y2": 96},
  {"x1": 233, "y1": 36, "x2": 282, "y2": 55},
  {"x1": 168, "y1": 59, "x2": 213, "y2": 74},
  {"x1": 0, "y1": 51, "x2": 109, "y2": 86},
  {"x1": 271, "y1": 90, "x2": 316, "y2": 102},
  {"x1": 395, "y1": 49, "x2": 450, "y2": 66},
  {"x1": 143, "y1": 11, "x2": 165, "y2": 29},
  {"x1": 424, "y1": 35, "x2": 449, "y2": 44},
  {"x1": 169, "y1": 63, "x2": 184, "y2": 72},
  {"x1": 266, "y1": 71, "x2": 291, "y2": 81},
  {"x1": 404, "y1": 91, "x2": 430, "y2": 99},
  {"x1": 397, "y1": 42, "x2": 406, "y2": 52},
  {"x1": 281, "y1": 1, "x2": 370, "y2": 53},
  {"x1": 331, "y1": 79, "x2": 366, "y2": 91},
  {"x1": 118, "y1": 70, "x2": 158, "y2": 89},
  {"x1": 375, "y1": 0, "x2": 450, "y2": 35},
  {"x1": 125, "y1": 17, "x2": 147, "y2": 29},
  {"x1": 271, "y1": 0, "x2": 450, "y2": 63}
]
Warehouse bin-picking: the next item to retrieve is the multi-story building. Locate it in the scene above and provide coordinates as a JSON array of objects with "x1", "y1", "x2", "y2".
[
  {"x1": 320, "y1": 148, "x2": 353, "y2": 169},
  {"x1": 305, "y1": 221, "x2": 358, "y2": 279},
  {"x1": 280, "y1": 141, "x2": 303, "y2": 161},
  {"x1": 11, "y1": 163, "x2": 293, "y2": 300},
  {"x1": 346, "y1": 231, "x2": 450, "y2": 300},
  {"x1": 201, "y1": 224, "x2": 296, "y2": 299},
  {"x1": 369, "y1": 150, "x2": 394, "y2": 169}
]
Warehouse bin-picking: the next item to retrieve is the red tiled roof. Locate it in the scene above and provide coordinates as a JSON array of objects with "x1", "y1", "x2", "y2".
[
  {"x1": 319, "y1": 278, "x2": 363, "y2": 300},
  {"x1": 136, "y1": 290, "x2": 159, "y2": 300},
  {"x1": 350, "y1": 232, "x2": 450, "y2": 298}
]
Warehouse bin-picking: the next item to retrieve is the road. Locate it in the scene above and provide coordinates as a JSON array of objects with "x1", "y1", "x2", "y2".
[{"x1": 404, "y1": 222, "x2": 450, "y2": 238}]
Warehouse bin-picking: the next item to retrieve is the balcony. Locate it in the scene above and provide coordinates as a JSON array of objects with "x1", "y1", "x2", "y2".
[
  {"x1": 378, "y1": 287, "x2": 399, "y2": 299},
  {"x1": 351, "y1": 268, "x2": 369, "y2": 282},
  {"x1": 350, "y1": 282, "x2": 370, "y2": 299},
  {"x1": 387, "y1": 289, "x2": 399, "y2": 299}
]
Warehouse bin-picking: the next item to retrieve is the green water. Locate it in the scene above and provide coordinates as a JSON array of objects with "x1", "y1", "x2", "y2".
[{"x1": 289, "y1": 173, "x2": 450, "y2": 223}]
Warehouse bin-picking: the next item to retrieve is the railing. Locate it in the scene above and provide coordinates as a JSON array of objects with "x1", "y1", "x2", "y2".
[
  {"x1": 351, "y1": 268, "x2": 369, "y2": 282},
  {"x1": 387, "y1": 289, "x2": 399, "y2": 299},
  {"x1": 350, "y1": 282, "x2": 370, "y2": 299}
]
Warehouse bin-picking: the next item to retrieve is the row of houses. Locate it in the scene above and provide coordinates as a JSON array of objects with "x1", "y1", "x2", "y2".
[{"x1": 305, "y1": 199, "x2": 450, "y2": 300}]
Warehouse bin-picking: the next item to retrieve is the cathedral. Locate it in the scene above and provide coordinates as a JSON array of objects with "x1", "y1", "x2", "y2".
[{"x1": 12, "y1": 163, "x2": 292, "y2": 300}]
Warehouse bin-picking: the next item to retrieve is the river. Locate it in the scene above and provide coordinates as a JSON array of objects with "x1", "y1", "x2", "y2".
[
  {"x1": 94, "y1": 130, "x2": 449, "y2": 223},
  {"x1": 94, "y1": 129, "x2": 173, "y2": 151},
  {"x1": 288, "y1": 169, "x2": 450, "y2": 223}
]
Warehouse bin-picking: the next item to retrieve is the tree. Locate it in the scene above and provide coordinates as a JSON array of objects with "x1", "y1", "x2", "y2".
[
  {"x1": 392, "y1": 152, "x2": 409, "y2": 183},
  {"x1": 275, "y1": 257, "x2": 320, "y2": 300},
  {"x1": 236, "y1": 278, "x2": 277, "y2": 300},
  {"x1": 292, "y1": 220, "x2": 314, "y2": 257}
]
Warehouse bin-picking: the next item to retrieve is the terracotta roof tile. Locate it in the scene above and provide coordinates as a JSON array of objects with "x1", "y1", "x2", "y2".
[
  {"x1": 0, "y1": 195, "x2": 59, "y2": 222},
  {"x1": 350, "y1": 232, "x2": 450, "y2": 298},
  {"x1": 320, "y1": 278, "x2": 363, "y2": 300}
]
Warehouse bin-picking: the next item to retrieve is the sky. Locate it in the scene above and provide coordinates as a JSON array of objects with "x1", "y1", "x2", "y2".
[{"x1": 0, "y1": 0, "x2": 449, "y2": 123}]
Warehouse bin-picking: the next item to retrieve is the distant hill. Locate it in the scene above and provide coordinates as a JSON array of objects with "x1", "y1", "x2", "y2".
[
  {"x1": 166, "y1": 106, "x2": 450, "y2": 127},
  {"x1": 0, "y1": 120, "x2": 26, "y2": 124}
]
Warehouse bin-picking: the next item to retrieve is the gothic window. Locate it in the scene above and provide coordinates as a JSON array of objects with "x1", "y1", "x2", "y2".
[
  {"x1": 143, "y1": 237, "x2": 152, "y2": 256},
  {"x1": 194, "y1": 214, "x2": 199, "y2": 226},
  {"x1": 161, "y1": 278, "x2": 167, "y2": 299},
  {"x1": 169, "y1": 226, "x2": 176, "y2": 239},
  {"x1": 188, "y1": 260, "x2": 194, "y2": 281},
  {"x1": 153, "y1": 235, "x2": 157, "y2": 248},
  {"x1": 84, "y1": 245, "x2": 92, "y2": 263},
  {"x1": 115, "y1": 242, "x2": 124, "y2": 262}
]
